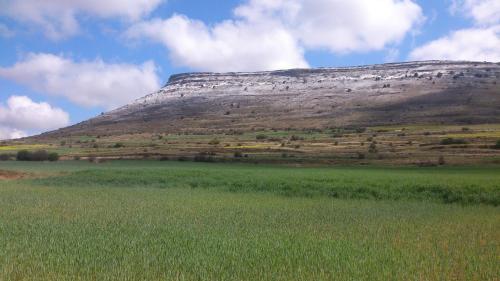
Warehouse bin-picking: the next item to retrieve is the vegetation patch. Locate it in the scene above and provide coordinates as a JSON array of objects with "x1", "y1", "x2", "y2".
[
  {"x1": 16, "y1": 150, "x2": 59, "y2": 162},
  {"x1": 31, "y1": 161, "x2": 500, "y2": 206},
  {"x1": 0, "y1": 161, "x2": 499, "y2": 280},
  {"x1": 440, "y1": 138, "x2": 468, "y2": 145},
  {"x1": 0, "y1": 144, "x2": 48, "y2": 151}
]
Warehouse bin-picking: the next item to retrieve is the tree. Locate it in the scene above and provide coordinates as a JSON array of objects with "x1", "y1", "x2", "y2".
[
  {"x1": 16, "y1": 150, "x2": 32, "y2": 161},
  {"x1": 48, "y1": 152, "x2": 59, "y2": 162}
]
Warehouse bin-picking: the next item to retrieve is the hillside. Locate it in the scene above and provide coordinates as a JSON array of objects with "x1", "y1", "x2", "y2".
[
  {"x1": 39, "y1": 61, "x2": 500, "y2": 137},
  {"x1": 4, "y1": 60, "x2": 499, "y2": 165}
]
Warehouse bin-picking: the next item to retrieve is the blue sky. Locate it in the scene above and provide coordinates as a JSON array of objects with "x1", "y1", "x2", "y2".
[{"x1": 0, "y1": 0, "x2": 499, "y2": 139}]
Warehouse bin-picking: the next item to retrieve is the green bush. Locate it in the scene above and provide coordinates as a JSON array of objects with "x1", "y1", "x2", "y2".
[
  {"x1": 31, "y1": 150, "x2": 49, "y2": 161},
  {"x1": 48, "y1": 152, "x2": 59, "y2": 162},
  {"x1": 440, "y1": 138, "x2": 467, "y2": 145},
  {"x1": 16, "y1": 150, "x2": 57, "y2": 161},
  {"x1": 16, "y1": 150, "x2": 32, "y2": 161},
  {"x1": 113, "y1": 143, "x2": 124, "y2": 148},
  {"x1": 208, "y1": 139, "x2": 220, "y2": 145},
  {"x1": 494, "y1": 140, "x2": 500, "y2": 149},
  {"x1": 256, "y1": 134, "x2": 267, "y2": 140}
]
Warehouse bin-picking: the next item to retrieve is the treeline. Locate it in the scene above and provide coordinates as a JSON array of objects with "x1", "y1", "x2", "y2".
[
  {"x1": 0, "y1": 150, "x2": 59, "y2": 161},
  {"x1": 15, "y1": 150, "x2": 59, "y2": 161}
]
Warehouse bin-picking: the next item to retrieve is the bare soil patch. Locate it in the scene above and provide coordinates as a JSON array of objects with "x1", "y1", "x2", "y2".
[{"x1": 0, "y1": 170, "x2": 27, "y2": 180}]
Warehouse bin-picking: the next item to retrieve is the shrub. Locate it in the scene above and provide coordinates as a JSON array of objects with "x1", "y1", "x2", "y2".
[
  {"x1": 17, "y1": 150, "x2": 31, "y2": 161},
  {"x1": 31, "y1": 150, "x2": 49, "y2": 161},
  {"x1": 256, "y1": 134, "x2": 267, "y2": 140},
  {"x1": 233, "y1": 151, "x2": 243, "y2": 158},
  {"x1": 208, "y1": 139, "x2": 220, "y2": 145},
  {"x1": 440, "y1": 138, "x2": 467, "y2": 145},
  {"x1": 113, "y1": 142, "x2": 124, "y2": 148},
  {"x1": 494, "y1": 140, "x2": 500, "y2": 149},
  {"x1": 48, "y1": 152, "x2": 59, "y2": 162},
  {"x1": 16, "y1": 150, "x2": 55, "y2": 161}
]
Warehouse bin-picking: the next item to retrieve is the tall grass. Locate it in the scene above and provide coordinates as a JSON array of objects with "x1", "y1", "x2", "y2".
[
  {"x1": 0, "y1": 185, "x2": 498, "y2": 281},
  {"x1": 26, "y1": 161, "x2": 500, "y2": 205}
]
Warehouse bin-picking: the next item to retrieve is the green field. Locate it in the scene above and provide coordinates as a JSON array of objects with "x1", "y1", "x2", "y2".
[{"x1": 0, "y1": 161, "x2": 499, "y2": 280}]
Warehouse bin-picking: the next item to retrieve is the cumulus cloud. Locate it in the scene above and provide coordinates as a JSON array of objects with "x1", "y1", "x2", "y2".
[
  {"x1": 409, "y1": 26, "x2": 500, "y2": 61},
  {"x1": 126, "y1": 15, "x2": 308, "y2": 72},
  {"x1": 237, "y1": 0, "x2": 424, "y2": 53},
  {"x1": 126, "y1": 0, "x2": 423, "y2": 72},
  {"x1": 410, "y1": 0, "x2": 499, "y2": 62},
  {"x1": 0, "y1": 53, "x2": 161, "y2": 109},
  {"x1": 0, "y1": 95, "x2": 69, "y2": 140},
  {"x1": 0, "y1": 127, "x2": 27, "y2": 140},
  {"x1": 450, "y1": 0, "x2": 500, "y2": 26},
  {"x1": 0, "y1": 0, "x2": 163, "y2": 39}
]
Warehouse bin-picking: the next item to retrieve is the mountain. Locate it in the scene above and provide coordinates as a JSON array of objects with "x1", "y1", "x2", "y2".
[{"x1": 39, "y1": 61, "x2": 500, "y2": 138}]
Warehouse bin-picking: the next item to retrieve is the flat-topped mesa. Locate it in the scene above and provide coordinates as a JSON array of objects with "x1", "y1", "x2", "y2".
[
  {"x1": 128, "y1": 60, "x2": 497, "y2": 108},
  {"x1": 164, "y1": 60, "x2": 494, "y2": 86},
  {"x1": 38, "y1": 61, "x2": 500, "y2": 137}
]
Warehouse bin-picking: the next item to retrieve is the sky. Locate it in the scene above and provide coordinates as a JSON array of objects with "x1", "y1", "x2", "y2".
[{"x1": 0, "y1": 0, "x2": 499, "y2": 139}]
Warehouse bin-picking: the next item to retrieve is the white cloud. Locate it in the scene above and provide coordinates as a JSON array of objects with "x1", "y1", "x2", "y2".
[
  {"x1": 126, "y1": 0, "x2": 423, "y2": 72},
  {"x1": 237, "y1": 0, "x2": 424, "y2": 53},
  {"x1": 409, "y1": 26, "x2": 500, "y2": 62},
  {"x1": 0, "y1": 127, "x2": 27, "y2": 140},
  {"x1": 0, "y1": 95, "x2": 69, "y2": 140},
  {"x1": 0, "y1": 0, "x2": 163, "y2": 39},
  {"x1": 126, "y1": 15, "x2": 308, "y2": 72},
  {"x1": 0, "y1": 53, "x2": 161, "y2": 109},
  {"x1": 450, "y1": 0, "x2": 500, "y2": 26},
  {"x1": 411, "y1": 0, "x2": 500, "y2": 62}
]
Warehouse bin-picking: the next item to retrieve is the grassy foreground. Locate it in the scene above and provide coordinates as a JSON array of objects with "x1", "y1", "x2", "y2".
[{"x1": 0, "y1": 161, "x2": 499, "y2": 280}]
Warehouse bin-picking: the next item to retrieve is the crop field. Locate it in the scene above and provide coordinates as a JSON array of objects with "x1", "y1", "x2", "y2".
[
  {"x1": 3, "y1": 123, "x2": 500, "y2": 165},
  {"x1": 0, "y1": 160, "x2": 499, "y2": 280}
]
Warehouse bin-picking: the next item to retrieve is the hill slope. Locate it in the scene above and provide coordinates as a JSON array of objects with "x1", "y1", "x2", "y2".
[{"x1": 40, "y1": 61, "x2": 500, "y2": 138}]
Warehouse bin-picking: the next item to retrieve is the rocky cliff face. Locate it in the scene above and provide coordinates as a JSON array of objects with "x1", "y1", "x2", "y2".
[{"x1": 41, "y1": 61, "x2": 500, "y2": 137}]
